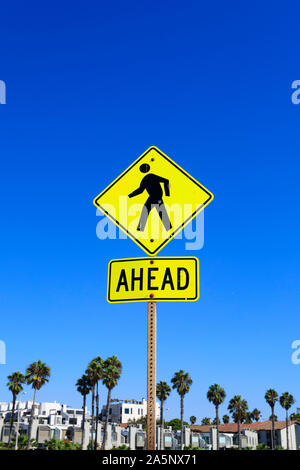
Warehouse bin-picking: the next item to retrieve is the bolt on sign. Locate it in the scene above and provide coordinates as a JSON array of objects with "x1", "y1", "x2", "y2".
[
  {"x1": 93, "y1": 146, "x2": 213, "y2": 256},
  {"x1": 107, "y1": 257, "x2": 199, "y2": 303}
]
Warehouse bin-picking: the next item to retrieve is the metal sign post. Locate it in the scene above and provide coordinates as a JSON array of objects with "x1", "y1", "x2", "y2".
[{"x1": 147, "y1": 301, "x2": 156, "y2": 450}]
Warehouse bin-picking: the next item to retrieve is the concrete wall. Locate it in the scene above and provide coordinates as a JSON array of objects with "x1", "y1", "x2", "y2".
[{"x1": 280, "y1": 424, "x2": 298, "y2": 450}]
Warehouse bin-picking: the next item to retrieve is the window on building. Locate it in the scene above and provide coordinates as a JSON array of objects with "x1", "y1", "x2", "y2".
[{"x1": 124, "y1": 408, "x2": 130, "y2": 414}]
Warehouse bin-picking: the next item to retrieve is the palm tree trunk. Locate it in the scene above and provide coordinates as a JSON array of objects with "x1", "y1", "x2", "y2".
[
  {"x1": 81, "y1": 394, "x2": 86, "y2": 448},
  {"x1": 160, "y1": 400, "x2": 164, "y2": 450},
  {"x1": 271, "y1": 406, "x2": 275, "y2": 449},
  {"x1": 238, "y1": 419, "x2": 241, "y2": 450},
  {"x1": 180, "y1": 394, "x2": 184, "y2": 450},
  {"x1": 94, "y1": 382, "x2": 99, "y2": 450},
  {"x1": 8, "y1": 393, "x2": 16, "y2": 446},
  {"x1": 102, "y1": 388, "x2": 111, "y2": 450},
  {"x1": 216, "y1": 405, "x2": 219, "y2": 450},
  {"x1": 91, "y1": 384, "x2": 95, "y2": 450},
  {"x1": 27, "y1": 388, "x2": 37, "y2": 450},
  {"x1": 286, "y1": 410, "x2": 289, "y2": 450}
]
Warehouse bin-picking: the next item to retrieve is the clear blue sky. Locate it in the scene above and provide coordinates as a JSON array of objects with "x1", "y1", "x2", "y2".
[{"x1": 1, "y1": 1, "x2": 300, "y2": 423}]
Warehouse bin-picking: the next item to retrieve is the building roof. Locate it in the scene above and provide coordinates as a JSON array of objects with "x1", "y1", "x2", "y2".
[
  {"x1": 248, "y1": 420, "x2": 299, "y2": 431},
  {"x1": 191, "y1": 420, "x2": 299, "y2": 433}
]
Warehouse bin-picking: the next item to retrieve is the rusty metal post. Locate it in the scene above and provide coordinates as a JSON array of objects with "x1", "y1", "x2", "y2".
[{"x1": 147, "y1": 301, "x2": 156, "y2": 450}]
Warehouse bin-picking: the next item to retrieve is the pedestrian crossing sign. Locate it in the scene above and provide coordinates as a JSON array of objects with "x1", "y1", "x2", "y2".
[{"x1": 93, "y1": 146, "x2": 213, "y2": 256}]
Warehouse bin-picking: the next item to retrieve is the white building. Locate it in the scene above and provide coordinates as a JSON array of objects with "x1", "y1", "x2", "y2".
[
  {"x1": 255, "y1": 421, "x2": 300, "y2": 450},
  {"x1": 101, "y1": 398, "x2": 160, "y2": 424},
  {"x1": 191, "y1": 420, "x2": 300, "y2": 450},
  {"x1": 0, "y1": 400, "x2": 88, "y2": 428}
]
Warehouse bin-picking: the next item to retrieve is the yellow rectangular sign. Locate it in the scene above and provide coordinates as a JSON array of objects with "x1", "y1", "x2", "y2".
[{"x1": 107, "y1": 257, "x2": 199, "y2": 303}]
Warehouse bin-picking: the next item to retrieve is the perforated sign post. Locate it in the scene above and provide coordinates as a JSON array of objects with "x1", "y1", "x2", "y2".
[{"x1": 93, "y1": 147, "x2": 213, "y2": 450}]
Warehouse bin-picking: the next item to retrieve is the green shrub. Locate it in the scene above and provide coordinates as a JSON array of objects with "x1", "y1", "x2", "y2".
[
  {"x1": 9, "y1": 435, "x2": 38, "y2": 450},
  {"x1": 184, "y1": 444, "x2": 205, "y2": 450},
  {"x1": 44, "y1": 438, "x2": 82, "y2": 450},
  {"x1": 256, "y1": 443, "x2": 270, "y2": 450},
  {"x1": 111, "y1": 445, "x2": 130, "y2": 450}
]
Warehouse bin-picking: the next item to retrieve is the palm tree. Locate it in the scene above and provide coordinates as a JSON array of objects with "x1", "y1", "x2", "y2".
[
  {"x1": 76, "y1": 374, "x2": 92, "y2": 448},
  {"x1": 86, "y1": 357, "x2": 103, "y2": 450},
  {"x1": 94, "y1": 356, "x2": 104, "y2": 450},
  {"x1": 7, "y1": 371, "x2": 25, "y2": 445},
  {"x1": 156, "y1": 381, "x2": 171, "y2": 450},
  {"x1": 189, "y1": 416, "x2": 196, "y2": 425},
  {"x1": 244, "y1": 412, "x2": 253, "y2": 424},
  {"x1": 101, "y1": 356, "x2": 122, "y2": 450},
  {"x1": 251, "y1": 408, "x2": 261, "y2": 422},
  {"x1": 207, "y1": 384, "x2": 226, "y2": 450},
  {"x1": 201, "y1": 417, "x2": 211, "y2": 425},
  {"x1": 171, "y1": 370, "x2": 192, "y2": 450},
  {"x1": 222, "y1": 414, "x2": 229, "y2": 424},
  {"x1": 265, "y1": 388, "x2": 278, "y2": 450},
  {"x1": 290, "y1": 412, "x2": 300, "y2": 421},
  {"x1": 26, "y1": 360, "x2": 50, "y2": 449},
  {"x1": 228, "y1": 395, "x2": 248, "y2": 449},
  {"x1": 280, "y1": 392, "x2": 295, "y2": 450}
]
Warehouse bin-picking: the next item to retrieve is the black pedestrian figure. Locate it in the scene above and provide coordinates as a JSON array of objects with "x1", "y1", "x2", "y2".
[{"x1": 128, "y1": 163, "x2": 172, "y2": 232}]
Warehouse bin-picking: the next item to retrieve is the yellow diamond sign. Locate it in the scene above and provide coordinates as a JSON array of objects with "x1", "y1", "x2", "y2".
[{"x1": 93, "y1": 146, "x2": 213, "y2": 256}]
